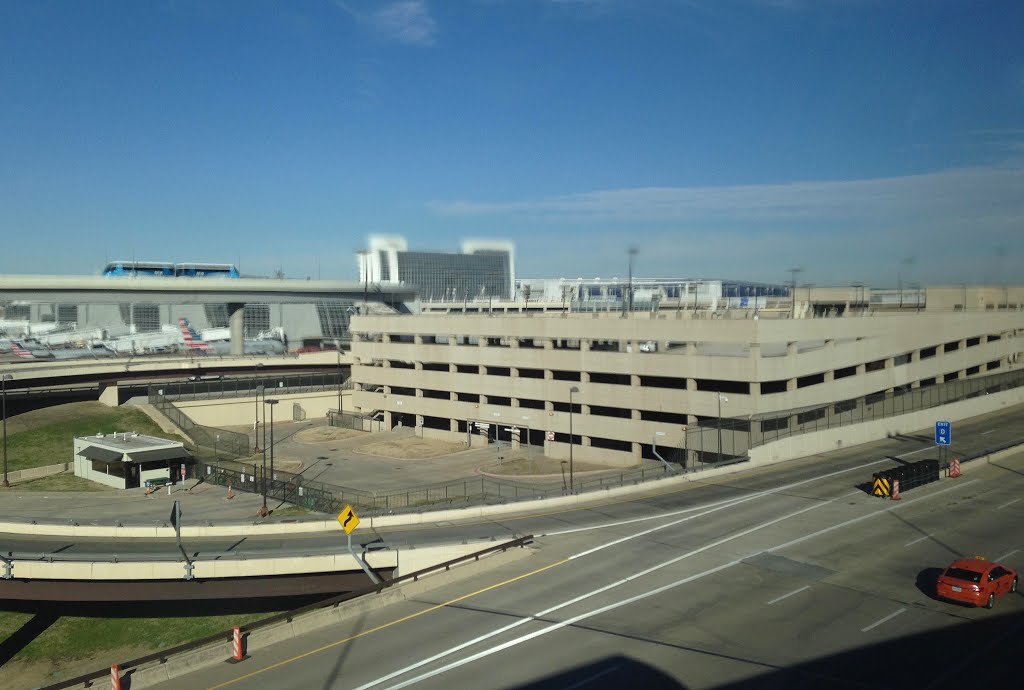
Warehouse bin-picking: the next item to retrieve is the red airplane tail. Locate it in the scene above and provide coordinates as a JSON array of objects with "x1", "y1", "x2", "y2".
[
  {"x1": 178, "y1": 318, "x2": 215, "y2": 353},
  {"x1": 11, "y1": 341, "x2": 34, "y2": 358}
]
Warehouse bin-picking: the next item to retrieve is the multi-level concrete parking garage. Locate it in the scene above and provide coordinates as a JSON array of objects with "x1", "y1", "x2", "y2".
[{"x1": 350, "y1": 287, "x2": 1024, "y2": 467}]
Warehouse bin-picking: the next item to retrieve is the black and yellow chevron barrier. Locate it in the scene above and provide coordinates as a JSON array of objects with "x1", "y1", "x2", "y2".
[{"x1": 872, "y1": 476, "x2": 891, "y2": 497}]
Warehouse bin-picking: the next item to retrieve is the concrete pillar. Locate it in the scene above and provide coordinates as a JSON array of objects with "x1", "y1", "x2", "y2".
[
  {"x1": 511, "y1": 367, "x2": 519, "y2": 377},
  {"x1": 631, "y1": 408, "x2": 640, "y2": 420},
  {"x1": 581, "y1": 340, "x2": 591, "y2": 352},
  {"x1": 581, "y1": 371, "x2": 590, "y2": 383},
  {"x1": 414, "y1": 335, "x2": 423, "y2": 345},
  {"x1": 884, "y1": 357, "x2": 894, "y2": 369},
  {"x1": 911, "y1": 350, "x2": 921, "y2": 363},
  {"x1": 384, "y1": 410, "x2": 394, "y2": 428},
  {"x1": 414, "y1": 361, "x2": 423, "y2": 370},
  {"x1": 856, "y1": 363, "x2": 866, "y2": 375},
  {"x1": 545, "y1": 369, "x2": 553, "y2": 380},
  {"x1": 787, "y1": 378, "x2": 797, "y2": 392},
  {"x1": 687, "y1": 378, "x2": 697, "y2": 392},
  {"x1": 631, "y1": 442, "x2": 642, "y2": 464},
  {"x1": 98, "y1": 383, "x2": 119, "y2": 407},
  {"x1": 824, "y1": 370, "x2": 835, "y2": 382},
  {"x1": 631, "y1": 374, "x2": 640, "y2": 386},
  {"x1": 450, "y1": 391, "x2": 458, "y2": 401},
  {"x1": 449, "y1": 363, "x2": 457, "y2": 373},
  {"x1": 450, "y1": 418, "x2": 459, "y2": 432},
  {"x1": 512, "y1": 397, "x2": 520, "y2": 408},
  {"x1": 228, "y1": 303, "x2": 245, "y2": 356},
  {"x1": 787, "y1": 341, "x2": 797, "y2": 356},
  {"x1": 544, "y1": 338, "x2": 554, "y2": 350}
]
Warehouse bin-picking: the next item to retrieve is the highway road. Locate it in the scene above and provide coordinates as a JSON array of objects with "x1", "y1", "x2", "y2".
[
  {"x1": 2, "y1": 404, "x2": 1023, "y2": 563},
  {"x1": 128, "y1": 412, "x2": 1021, "y2": 689}
]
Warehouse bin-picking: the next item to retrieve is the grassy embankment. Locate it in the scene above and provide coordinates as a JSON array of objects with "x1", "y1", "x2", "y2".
[
  {"x1": 1, "y1": 401, "x2": 184, "y2": 491},
  {"x1": 0, "y1": 402, "x2": 283, "y2": 683}
]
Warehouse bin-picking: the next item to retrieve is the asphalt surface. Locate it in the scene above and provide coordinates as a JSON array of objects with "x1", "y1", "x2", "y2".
[
  {"x1": 146, "y1": 421, "x2": 1024, "y2": 689},
  {"x1": 2, "y1": 403, "x2": 1023, "y2": 563}
]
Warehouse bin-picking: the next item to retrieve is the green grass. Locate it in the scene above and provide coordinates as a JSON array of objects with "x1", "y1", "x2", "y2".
[
  {"x1": 4, "y1": 473, "x2": 115, "y2": 492},
  {"x1": 5, "y1": 404, "x2": 182, "y2": 472},
  {"x1": 0, "y1": 611, "x2": 274, "y2": 661}
]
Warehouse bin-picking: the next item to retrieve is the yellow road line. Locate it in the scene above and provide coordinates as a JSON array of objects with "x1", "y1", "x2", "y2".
[{"x1": 206, "y1": 556, "x2": 570, "y2": 689}]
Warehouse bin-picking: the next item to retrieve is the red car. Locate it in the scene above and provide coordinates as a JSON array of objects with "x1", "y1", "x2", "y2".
[{"x1": 936, "y1": 556, "x2": 1018, "y2": 608}]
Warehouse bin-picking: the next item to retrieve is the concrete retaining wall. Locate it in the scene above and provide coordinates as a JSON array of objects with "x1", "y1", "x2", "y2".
[
  {"x1": 7, "y1": 462, "x2": 72, "y2": 484},
  {"x1": 749, "y1": 386, "x2": 1024, "y2": 465},
  {"x1": 173, "y1": 391, "x2": 347, "y2": 427},
  {"x1": 10, "y1": 550, "x2": 398, "y2": 581}
]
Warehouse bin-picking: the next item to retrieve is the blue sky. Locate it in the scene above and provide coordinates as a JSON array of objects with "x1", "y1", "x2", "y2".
[{"x1": 1, "y1": 0, "x2": 1021, "y2": 286}]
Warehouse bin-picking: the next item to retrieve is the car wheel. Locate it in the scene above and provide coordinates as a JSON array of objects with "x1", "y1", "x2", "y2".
[
  {"x1": 1012, "y1": 577, "x2": 1018, "y2": 594},
  {"x1": 985, "y1": 593, "x2": 995, "y2": 609}
]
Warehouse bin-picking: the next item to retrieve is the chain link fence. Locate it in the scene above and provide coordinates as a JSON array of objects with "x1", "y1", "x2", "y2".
[
  {"x1": 153, "y1": 372, "x2": 346, "y2": 402},
  {"x1": 194, "y1": 455, "x2": 677, "y2": 516},
  {"x1": 667, "y1": 368, "x2": 1024, "y2": 471}
]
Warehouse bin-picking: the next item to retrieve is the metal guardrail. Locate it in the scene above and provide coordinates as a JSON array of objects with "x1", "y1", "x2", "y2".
[
  {"x1": 669, "y1": 368, "x2": 1024, "y2": 466},
  {"x1": 36, "y1": 535, "x2": 534, "y2": 690}
]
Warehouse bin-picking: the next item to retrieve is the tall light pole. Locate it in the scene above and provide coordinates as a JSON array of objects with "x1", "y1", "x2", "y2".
[
  {"x1": 2, "y1": 374, "x2": 13, "y2": 488},
  {"x1": 627, "y1": 246, "x2": 638, "y2": 315},
  {"x1": 336, "y1": 347, "x2": 343, "y2": 422},
  {"x1": 717, "y1": 394, "x2": 729, "y2": 464},
  {"x1": 265, "y1": 399, "x2": 279, "y2": 502},
  {"x1": 254, "y1": 364, "x2": 263, "y2": 453},
  {"x1": 357, "y1": 249, "x2": 370, "y2": 311},
  {"x1": 258, "y1": 393, "x2": 266, "y2": 509},
  {"x1": 787, "y1": 268, "x2": 803, "y2": 319},
  {"x1": 568, "y1": 386, "x2": 580, "y2": 491}
]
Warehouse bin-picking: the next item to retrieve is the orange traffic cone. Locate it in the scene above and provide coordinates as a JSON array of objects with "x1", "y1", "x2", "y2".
[
  {"x1": 145, "y1": 485, "x2": 153, "y2": 497},
  {"x1": 227, "y1": 625, "x2": 247, "y2": 663},
  {"x1": 111, "y1": 663, "x2": 122, "y2": 690},
  {"x1": 949, "y1": 457, "x2": 961, "y2": 478},
  {"x1": 226, "y1": 484, "x2": 235, "y2": 500}
]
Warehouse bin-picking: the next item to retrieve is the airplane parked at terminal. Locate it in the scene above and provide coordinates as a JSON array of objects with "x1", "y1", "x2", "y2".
[
  {"x1": 3, "y1": 339, "x2": 116, "y2": 360},
  {"x1": 178, "y1": 318, "x2": 286, "y2": 355}
]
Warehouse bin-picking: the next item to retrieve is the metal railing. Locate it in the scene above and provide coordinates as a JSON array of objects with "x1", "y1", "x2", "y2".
[
  {"x1": 668, "y1": 368, "x2": 1024, "y2": 468},
  {"x1": 152, "y1": 372, "x2": 346, "y2": 402},
  {"x1": 149, "y1": 392, "x2": 249, "y2": 458}
]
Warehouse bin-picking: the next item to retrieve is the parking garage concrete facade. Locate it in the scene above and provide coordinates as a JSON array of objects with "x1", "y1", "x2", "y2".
[{"x1": 350, "y1": 308, "x2": 1024, "y2": 467}]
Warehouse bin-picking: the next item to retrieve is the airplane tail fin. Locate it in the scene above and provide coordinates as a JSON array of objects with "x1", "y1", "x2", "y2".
[
  {"x1": 11, "y1": 341, "x2": 34, "y2": 358},
  {"x1": 178, "y1": 318, "x2": 214, "y2": 353}
]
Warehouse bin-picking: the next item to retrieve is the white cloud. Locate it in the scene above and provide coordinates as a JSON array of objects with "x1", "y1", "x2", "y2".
[
  {"x1": 428, "y1": 166, "x2": 1024, "y2": 224},
  {"x1": 337, "y1": 1, "x2": 438, "y2": 46},
  {"x1": 429, "y1": 165, "x2": 1024, "y2": 285}
]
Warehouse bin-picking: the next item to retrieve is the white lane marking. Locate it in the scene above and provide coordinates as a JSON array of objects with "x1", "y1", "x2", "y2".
[
  {"x1": 904, "y1": 534, "x2": 933, "y2": 547},
  {"x1": 765, "y1": 585, "x2": 810, "y2": 605},
  {"x1": 981, "y1": 429, "x2": 996, "y2": 435},
  {"x1": 544, "y1": 447, "x2": 933, "y2": 539},
  {"x1": 995, "y1": 549, "x2": 1018, "y2": 562},
  {"x1": 563, "y1": 663, "x2": 623, "y2": 690},
  {"x1": 379, "y1": 560, "x2": 747, "y2": 690},
  {"x1": 861, "y1": 607, "x2": 906, "y2": 632},
  {"x1": 997, "y1": 498, "x2": 1020, "y2": 510},
  {"x1": 353, "y1": 492, "x2": 849, "y2": 690},
  {"x1": 366, "y1": 480, "x2": 975, "y2": 690}
]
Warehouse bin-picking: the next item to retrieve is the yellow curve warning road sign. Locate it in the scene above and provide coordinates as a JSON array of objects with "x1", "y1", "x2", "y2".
[{"x1": 337, "y1": 505, "x2": 360, "y2": 535}]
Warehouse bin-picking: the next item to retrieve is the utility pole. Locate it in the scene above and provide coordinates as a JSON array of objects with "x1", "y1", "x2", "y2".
[
  {"x1": 627, "y1": 246, "x2": 638, "y2": 315},
  {"x1": 787, "y1": 268, "x2": 803, "y2": 319}
]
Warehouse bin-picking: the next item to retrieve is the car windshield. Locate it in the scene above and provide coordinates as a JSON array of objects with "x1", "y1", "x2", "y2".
[{"x1": 945, "y1": 567, "x2": 983, "y2": 583}]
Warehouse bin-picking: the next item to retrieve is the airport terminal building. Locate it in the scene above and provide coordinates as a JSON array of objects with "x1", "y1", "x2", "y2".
[{"x1": 350, "y1": 291, "x2": 1024, "y2": 467}]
